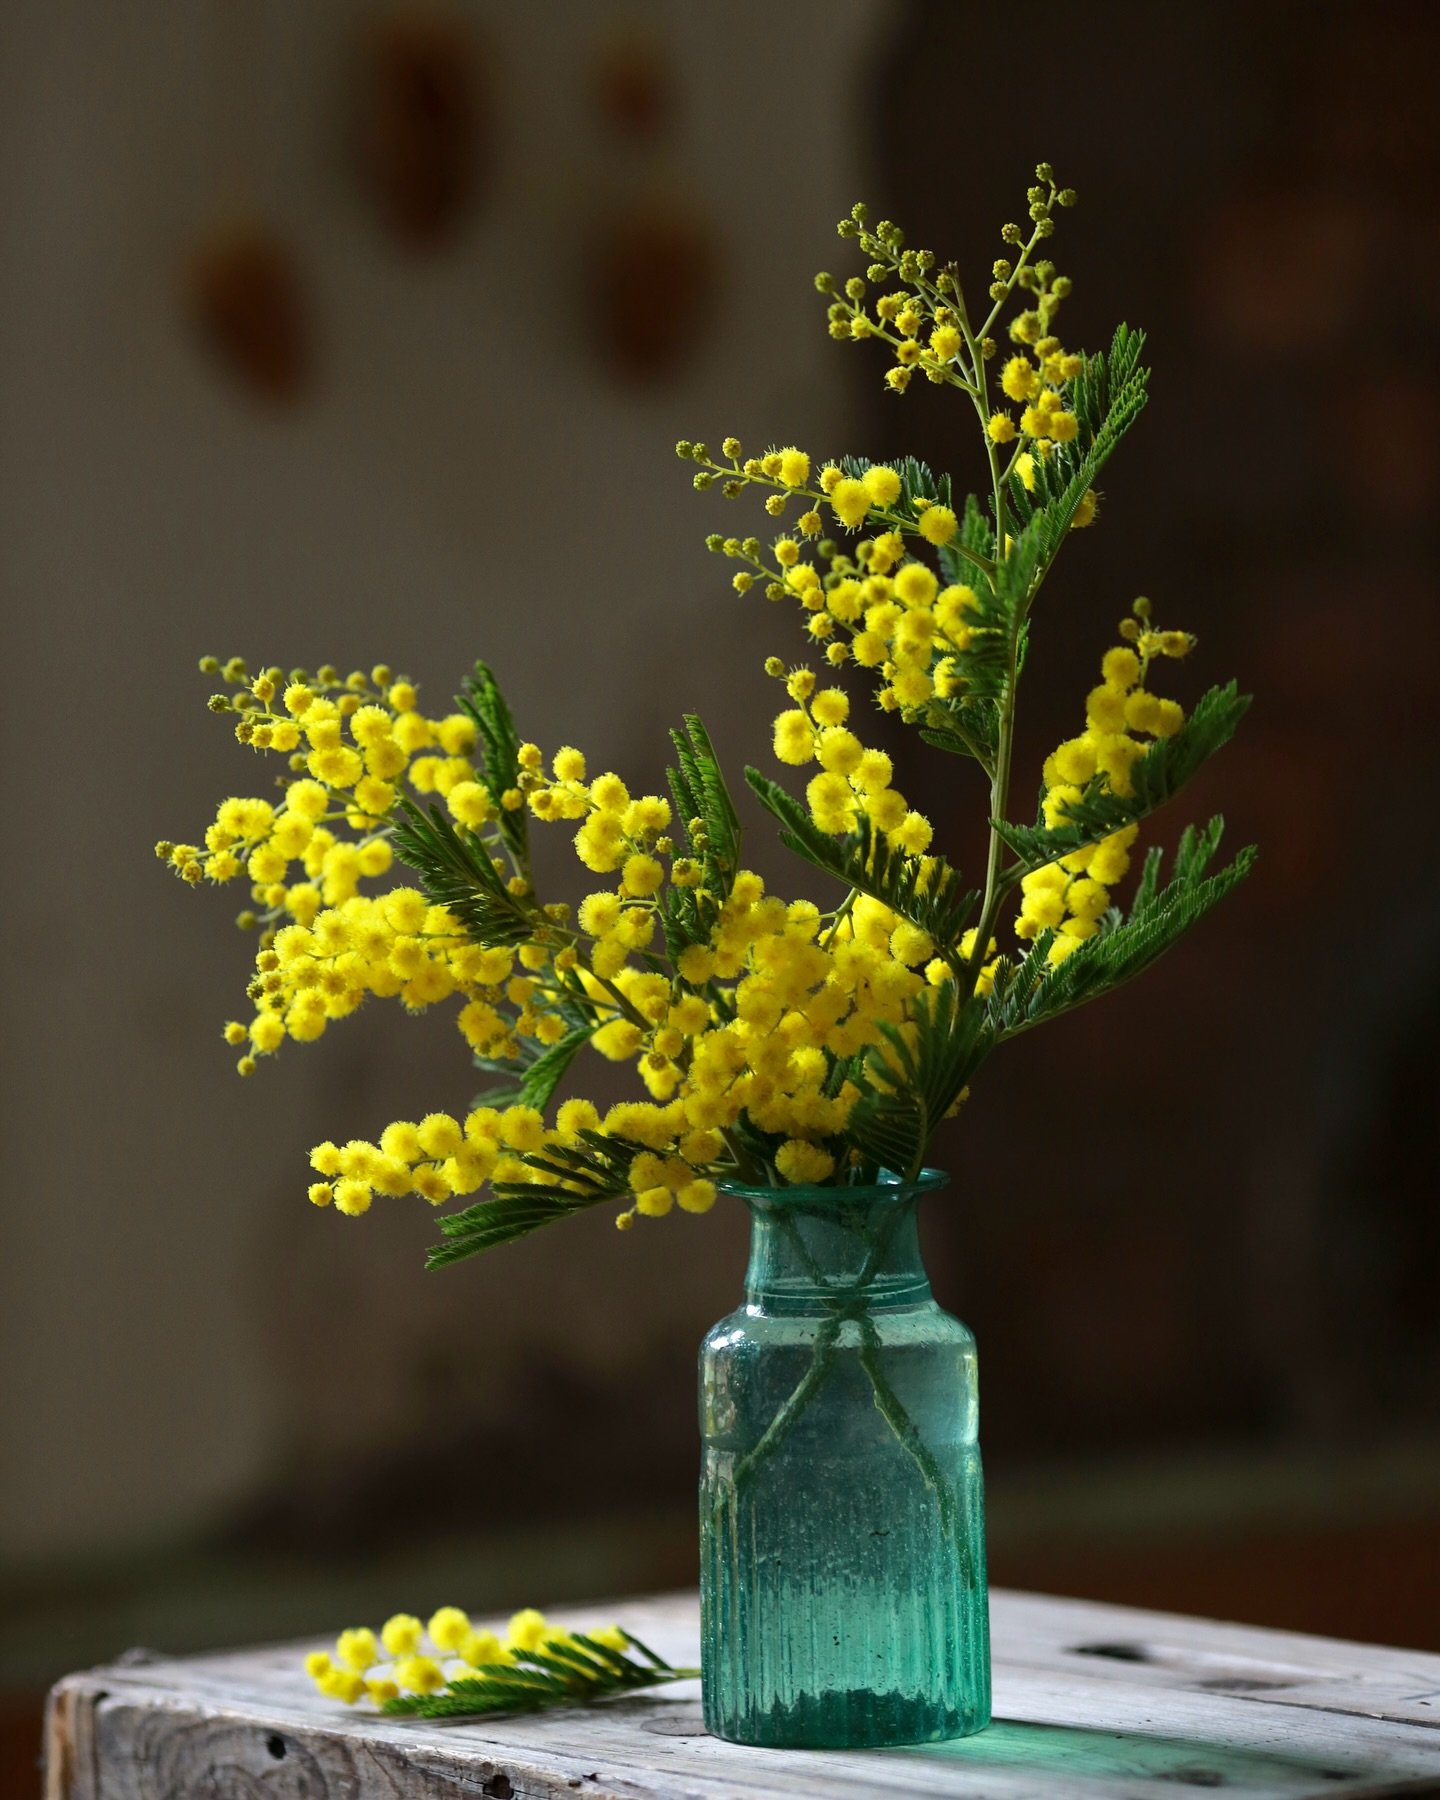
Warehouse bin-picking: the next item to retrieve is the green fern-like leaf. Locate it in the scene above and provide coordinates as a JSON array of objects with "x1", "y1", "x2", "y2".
[
  {"x1": 988, "y1": 816, "x2": 1255, "y2": 1040},
  {"x1": 390, "y1": 797, "x2": 535, "y2": 945},
  {"x1": 848, "y1": 979, "x2": 991, "y2": 1177},
  {"x1": 457, "y1": 660, "x2": 529, "y2": 865},
  {"x1": 839, "y1": 453, "x2": 953, "y2": 518},
  {"x1": 994, "y1": 683, "x2": 1252, "y2": 873},
  {"x1": 512, "y1": 1026, "x2": 591, "y2": 1112},
  {"x1": 425, "y1": 1128, "x2": 648, "y2": 1268},
  {"x1": 746, "y1": 769, "x2": 979, "y2": 958},
  {"x1": 425, "y1": 1193, "x2": 601, "y2": 1268},
  {"x1": 381, "y1": 1629, "x2": 697, "y2": 1721}
]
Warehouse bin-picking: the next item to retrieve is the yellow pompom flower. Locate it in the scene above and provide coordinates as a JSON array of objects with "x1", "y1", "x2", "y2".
[
  {"x1": 1001, "y1": 356, "x2": 1040, "y2": 401},
  {"x1": 1085, "y1": 684, "x2": 1127, "y2": 733},
  {"x1": 1101, "y1": 646, "x2": 1140, "y2": 688},
  {"x1": 677, "y1": 1178, "x2": 717, "y2": 1214},
  {"x1": 623, "y1": 796, "x2": 672, "y2": 836},
  {"x1": 436, "y1": 714, "x2": 477, "y2": 756},
  {"x1": 829, "y1": 478, "x2": 870, "y2": 528},
  {"x1": 447, "y1": 781, "x2": 493, "y2": 828},
  {"x1": 320, "y1": 1668, "x2": 367, "y2": 1704},
  {"x1": 891, "y1": 811, "x2": 934, "y2": 854},
  {"x1": 917, "y1": 505, "x2": 957, "y2": 546},
  {"x1": 775, "y1": 1140, "x2": 835, "y2": 1184},
  {"x1": 394, "y1": 1655, "x2": 445, "y2": 1694},
  {"x1": 894, "y1": 563, "x2": 938, "y2": 607},
  {"x1": 621, "y1": 853, "x2": 664, "y2": 897},
  {"x1": 1071, "y1": 488, "x2": 1099, "y2": 528},
  {"x1": 589, "y1": 772, "x2": 629, "y2": 813},
  {"x1": 815, "y1": 727, "x2": 863, "y2": 776},
  {"x1": 336, "y1": 1628, "x2": 378, "y2": 1671},
  {"x1": 428, "y1": 1607, "x2": 471, "y2": 1652},
  {"x1": 677, "y1": 944, "x2": 715, "y2": 984},
  {"x1": 987, "y1": 412, "x2": 1018, "y2": 444},
  {"x1": 333, "y1": 1179, "x2": 372, "y2": 1216},
  {"x1": 806, "y1": 771, "x2": 856, "y2": 834},
  {"x1": 862, "y1": 465, "x2": 902, "y2": 507},
  {"x1": 381, "y1": 1613, "x2": 424, "y2": 1657},
  {"x1": 417, "y1": 1113, "x2": 462, "y2": 1158},
  {"x1": 778, "y1": 446, "x2": 810, "y2": 487},
  {"x1": 773, "y1": 709, "x2": 816, "y2": 765},
  {"x1": 505, "y1": 1609, "x2": 550, "y2": 1652},
  {"x1": 809, "y1": 687, "x2": 849, "y2": 727}
]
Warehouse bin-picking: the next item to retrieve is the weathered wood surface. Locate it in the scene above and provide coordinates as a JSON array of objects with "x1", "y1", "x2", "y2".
[{"x1": 44, "y1": 1589, "x2": 1440, "y2": 1799}]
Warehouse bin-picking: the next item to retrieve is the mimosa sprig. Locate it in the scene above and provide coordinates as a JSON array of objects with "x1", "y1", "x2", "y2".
[{"x1": 306, "y1": 1606, "x2": 697, "y2": 1722}]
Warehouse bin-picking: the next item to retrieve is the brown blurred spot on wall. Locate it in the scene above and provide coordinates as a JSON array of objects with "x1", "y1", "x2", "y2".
[
  {"x1": 184, "y1": 216, "x2": 313, "y2": 404},
  {"x1": 355, "y1": 8, "x2": 486, "y2": 250},
  {"x1": 584, "y1": 197, "x2": 720, "y2": 384}
]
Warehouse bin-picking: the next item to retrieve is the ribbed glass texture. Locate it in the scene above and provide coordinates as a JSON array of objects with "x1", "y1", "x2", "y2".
[{"x1": 699, "y1": 1170, "x2": 990, "y2": 1748}]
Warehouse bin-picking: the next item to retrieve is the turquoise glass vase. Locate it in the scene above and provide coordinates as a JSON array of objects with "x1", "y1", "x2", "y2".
[{"x1": 699, "y1": 1169, "x2": 990, "y2": 1748}]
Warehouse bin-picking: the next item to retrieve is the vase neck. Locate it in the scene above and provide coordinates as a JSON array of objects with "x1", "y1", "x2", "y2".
[{"x1": 739, "y1": 1185, "x2": 936, "y2": 1316}]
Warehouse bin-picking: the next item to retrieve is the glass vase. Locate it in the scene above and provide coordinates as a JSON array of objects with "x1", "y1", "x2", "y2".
[{"x1": 699, "y1": 1168, "x2": 990, "y2": 1748}]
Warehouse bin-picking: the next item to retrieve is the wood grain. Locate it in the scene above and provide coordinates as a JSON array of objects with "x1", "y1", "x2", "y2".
[{"x1": 44, "y1": 1589, "x2": 1440, "y2": 1799}]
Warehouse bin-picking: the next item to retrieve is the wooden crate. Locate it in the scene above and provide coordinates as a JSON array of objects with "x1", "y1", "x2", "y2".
[{"x1": 44, "y1": 1588, "x2": 1440, "y2": 1798}]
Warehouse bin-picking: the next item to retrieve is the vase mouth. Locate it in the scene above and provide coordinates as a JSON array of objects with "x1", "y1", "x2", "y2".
[{"x1": 718, "y1": 1166, "x2": 949, "y2": 1210}]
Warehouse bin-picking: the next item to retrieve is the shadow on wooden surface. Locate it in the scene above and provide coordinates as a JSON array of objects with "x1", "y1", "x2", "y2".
[{"x1": 901, "y1": 1718, "x2": 1371, "y2": 1793}]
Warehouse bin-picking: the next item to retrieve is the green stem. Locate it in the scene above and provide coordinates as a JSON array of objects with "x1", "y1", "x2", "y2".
[
  {"x1": 723, "y1": 1203, "x2": 974, "y2": 1584},
  {"x1": 720, "y1": 1127, "x2": 763, "y2": 1186},
  {"x1": 727, "y1": 1315, "x2": 843, "y2": 1493},
  {"x1": 726, "y1": 1205, "x2": 900, "y2": 1489},
  {"x1": 856, "y1": 1318, "x2": 971, "y2": 1584}
]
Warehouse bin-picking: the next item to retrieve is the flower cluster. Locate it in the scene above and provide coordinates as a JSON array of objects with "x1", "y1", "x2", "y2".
[
  {"x1": 162, "y1": 161, "x2": 1251, "y2": 1263},
  {"x1": 306, "y1": 848, "x2": 947, "y2": 1217},
  {"x1": 1019, "y1": 599, "x2": 1194, "y2": 962},
  {"x1": 156, "y1": 658, "x2": 489, "y2": 1073}
]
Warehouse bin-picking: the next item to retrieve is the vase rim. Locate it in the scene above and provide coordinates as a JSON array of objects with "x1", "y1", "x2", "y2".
[{"x1": 718, "y1": 1166, "x2": 949, "y2": 1208}]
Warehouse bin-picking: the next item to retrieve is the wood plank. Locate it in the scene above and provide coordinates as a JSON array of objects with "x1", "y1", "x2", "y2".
[
  {"x1": 44, "y1": 1590, "x2": 1440, "y2": 1800},
  {"x1": 988, "y1": 1590, "x2": 1440, "y2": 1729}
]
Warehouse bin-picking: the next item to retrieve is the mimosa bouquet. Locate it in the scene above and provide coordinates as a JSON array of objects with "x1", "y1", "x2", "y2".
[{"x1": 160, "y1": 165, "x2": 1253, "y2": 1274}]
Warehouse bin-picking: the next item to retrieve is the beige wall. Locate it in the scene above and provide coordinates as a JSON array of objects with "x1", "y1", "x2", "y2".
[{"x1": 0, "y1": 0, "x2": 890, "y2": 1563}]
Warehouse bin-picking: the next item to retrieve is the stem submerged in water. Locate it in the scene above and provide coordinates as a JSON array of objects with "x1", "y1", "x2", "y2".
[{"x1": 720, "y1": 1203, "x2": 974, "y2": 1585}]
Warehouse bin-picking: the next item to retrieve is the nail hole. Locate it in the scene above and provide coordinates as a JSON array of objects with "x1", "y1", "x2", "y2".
[
  {"x1": 266, "y1": 1733, "x2": 287, "y2": 1759},
  {"x1": 1196, "y1": 1676, "x2": 1289, "y2": 1692},
  {"x1": 1071, "y1": 1640, "x2": 1154, "y2": 1662}
]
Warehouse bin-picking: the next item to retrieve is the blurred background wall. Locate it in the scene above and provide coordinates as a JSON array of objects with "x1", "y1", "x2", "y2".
[{"x1": 2, "y1": 0, "x2": 1437, "y2": 1785}]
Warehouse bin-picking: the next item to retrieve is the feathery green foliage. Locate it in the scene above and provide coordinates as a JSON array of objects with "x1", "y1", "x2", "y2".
[
  {"x1": 381, "y1": 1630, "x2": 698, "y2": 1721},
  {"x1": 389, "y1": 797, "x2": 535, "y2": 946},
  {"x1": 988, "y1": 817, "x2": 1255, "y2": 1038},
  {"x1": 994, "y1": 684, "x2": 1251, "y2": 873},
  {"x1": 663, "y1": 715, "x2": 742, "y2": 956},
  {"x1": 747, "y1": 770, "x2": 979, "y2": 960},
  {"x1": 848, "y1": 980, "x2": 991, "y2": 1179},
  {"x1": 426, "y1": 1129, "x2": 644, "y2": 1267},
  {"x1": 458, "y1": 660, "x2": 529, "y2": 864}
]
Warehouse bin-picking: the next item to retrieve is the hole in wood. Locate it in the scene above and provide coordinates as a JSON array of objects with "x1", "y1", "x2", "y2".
[
  {"x1": 483, "y1": 1777, "x2": 513, "y2": 1799},
  {"x1": 266, "y1": 1733, "x2": 287, "y2": 1759},
  {"x1": 1070, "y1": 1640, "x2": 1154, "y2": 1662},
  {"x1": 1195, "y1": 1675, "x2": 1291, "y2": 1692}
]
